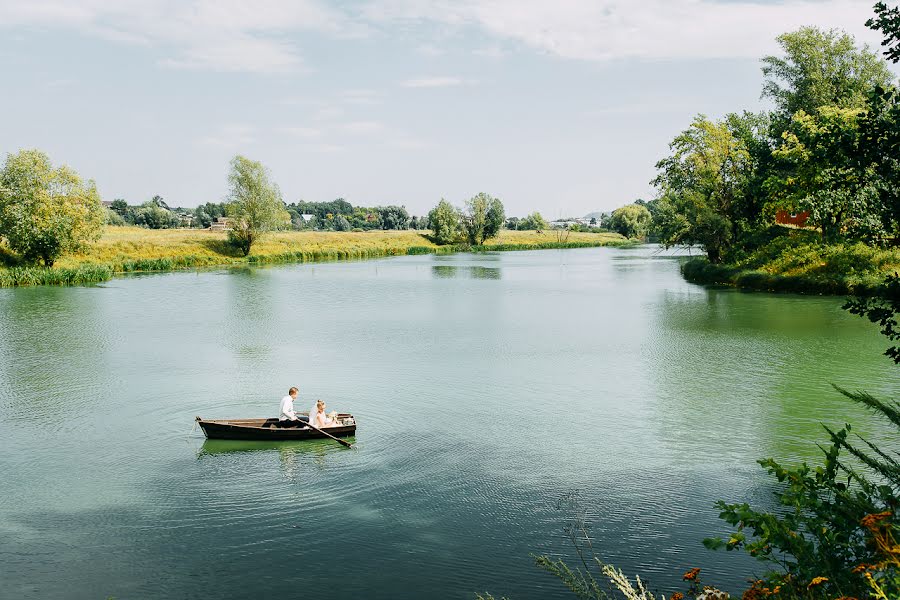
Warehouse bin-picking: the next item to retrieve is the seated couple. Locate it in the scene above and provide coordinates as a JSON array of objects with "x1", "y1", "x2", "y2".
[{"x1": 279, "y1": 388, "x2": 341, "y2": 429}]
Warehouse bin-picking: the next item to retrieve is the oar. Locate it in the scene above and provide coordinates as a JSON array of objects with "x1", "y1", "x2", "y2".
[{"x1": 304, "y1": 418, "x2": 353, "y2": 448}]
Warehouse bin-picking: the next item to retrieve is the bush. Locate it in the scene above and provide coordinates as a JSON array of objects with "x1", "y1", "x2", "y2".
[{"x1": 428, "y1": 199, "x2": 461, "y2": 244}]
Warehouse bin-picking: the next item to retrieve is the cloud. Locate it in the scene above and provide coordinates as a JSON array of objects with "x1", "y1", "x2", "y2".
[
  {"x1": 0, "y1": 0, "x2": 349, "y2": 73},
  {"x1": 1, "y1": 0, "x2": 887, "y2": 73},
  {"x1": 282, "y1": 126, "x2": 323, "y2": 138},
  {"x1": 340, "y1": 89, "x2": 383, "y2": 105},
  {"x1": 366, "y1": 0, "x2": 886, "y2": 62},
  {"x1": 340, "y1": 121, "x2": 386, "y2": 134},
  {"x1": 197, "y1": 124, "x2": 257, "y2": 149},
  {"x1": 401, "y1": 76, "x2": 474, "y2": 88},
  {"x1": 472, "y1": 45, "x2": 508, "y2": 59}
]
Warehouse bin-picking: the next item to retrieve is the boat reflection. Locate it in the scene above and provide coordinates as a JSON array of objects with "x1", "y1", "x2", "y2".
[{"x1": 198, "y1": 437, "x2": 357, "y2": 458}]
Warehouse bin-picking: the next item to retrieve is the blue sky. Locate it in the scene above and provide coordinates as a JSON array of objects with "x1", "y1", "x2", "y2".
[{"x1": 0, "y1": 0, "x2": 894, "y2": 217}]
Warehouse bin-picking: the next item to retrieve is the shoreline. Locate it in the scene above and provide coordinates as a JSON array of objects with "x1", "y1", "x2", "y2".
[
  {"x1": 679, "y1": 233, "x2": 900, "y2": 297},
  {"x1": 0, "y1": 228, "x2": 634, "y2": 288},
  {"x1": 682, "y1": 257, "x2": 892, "y2": 296}
]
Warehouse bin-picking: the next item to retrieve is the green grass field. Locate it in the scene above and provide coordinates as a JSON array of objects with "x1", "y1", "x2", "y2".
[{"x1": 0, "y1": 227, "x2": 630, "y2": 287}]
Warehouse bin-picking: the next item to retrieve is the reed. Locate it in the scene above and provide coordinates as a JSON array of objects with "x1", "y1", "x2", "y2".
[
  {"x1": 0, "y1": 264, "x2": 114, "y2": 287},
  {"x1": 0, "y1": 227, "x2": 628, "y2": 287}
]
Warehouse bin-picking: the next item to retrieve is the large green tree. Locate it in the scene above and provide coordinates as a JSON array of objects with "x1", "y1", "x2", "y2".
[
  {"x1": 0, "y1": 149, "x2": 104, "y2": 266},
  {"x1": 462, "y1": 193, "x2": 505, "y2": 245},
  {"x1": 224, "y1": 156, "x2": 289, "y2": 256},
  {"x1": 762, "y1": 27, "x2": 893, "y2": 120},
  {"x1": 427, "y1": 199, "x2": 460, "y2": 244},
  {"x1": 769, "y1": 106, "x2": 885, "y2": 243},
  {"x1": 376, "y1": 205, "x2": 410, "y2": 230},
  {"x1": 607, "y1": 204, "x2": 651, "y2": 239},
  {"x1": 652, "y1": 115, "x2": 754, "y2": 263}
]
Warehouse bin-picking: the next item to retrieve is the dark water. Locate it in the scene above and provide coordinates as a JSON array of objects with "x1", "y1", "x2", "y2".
[{"x1": 1, "y1": 246, "x2": 897, "y2": 600}]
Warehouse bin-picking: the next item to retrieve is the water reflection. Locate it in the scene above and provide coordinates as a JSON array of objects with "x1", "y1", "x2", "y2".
[
  {"x1": 645, "y1": 286, "x2": 899, "y2": 464},
  {"x1": 430, "y1": 265, "x2": 502, "y2": 280},
  {"x1": 470, "y1": 266, "x2": 501, "y2": 280},
  {"x1": 198, "y1": 438, "x2": 356, "y2": 479},
  {"x1": 198, "y1": 438, "x2": 354, "y2": 457},
  {"x1": 431, "y1": 265, "x2": 458, "y2": 279}
]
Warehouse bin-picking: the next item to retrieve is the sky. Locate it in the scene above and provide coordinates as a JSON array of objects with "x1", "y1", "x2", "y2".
[{"x1": 0, "y1": 0, "x2": 896, "y2": 217}]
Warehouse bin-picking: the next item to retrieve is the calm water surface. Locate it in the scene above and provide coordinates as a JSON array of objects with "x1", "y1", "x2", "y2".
[{"x1": 1, "y1": 246, "x2": 897, "y2": 599}]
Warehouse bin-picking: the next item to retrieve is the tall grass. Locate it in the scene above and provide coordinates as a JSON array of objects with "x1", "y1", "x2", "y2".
[
  {"x1": 0, "y1": 227, "x2": 629, "y2": 287},
  {"x1": 683, "y1": 234, "x2": 900, "y2": 295},
  {"x1": 0, "y1": 265, "x2": 113, "y2": 287}
]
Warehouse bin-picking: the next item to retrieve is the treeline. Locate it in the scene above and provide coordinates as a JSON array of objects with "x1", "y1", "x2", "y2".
[
  {"x1": 286, "y1": 200, "x2": 419, "y2": 231},
  {"x1": 105, "y1": 196, "x2": 424, "y2": 232},
  {"x1": 607, "y1": 19, "x2": 900, "y2": 263}
]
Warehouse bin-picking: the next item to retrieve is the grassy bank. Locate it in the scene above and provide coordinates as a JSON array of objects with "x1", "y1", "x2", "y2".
[
  {"x1": 0, "y1": 227, "x2": 630, "y2": 287},
  {"x1": 682, "y1": 229, "x2": 900, "y2": 295}
]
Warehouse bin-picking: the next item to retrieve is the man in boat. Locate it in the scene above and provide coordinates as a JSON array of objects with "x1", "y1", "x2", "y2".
[{"x1": 279, "y1": 387, "x2": 307, "y2": 428}]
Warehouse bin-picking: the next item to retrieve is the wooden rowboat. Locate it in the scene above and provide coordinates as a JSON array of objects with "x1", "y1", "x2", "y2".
[{"x1": 195, "y1": 413, "x2": 356, "y2": 441}]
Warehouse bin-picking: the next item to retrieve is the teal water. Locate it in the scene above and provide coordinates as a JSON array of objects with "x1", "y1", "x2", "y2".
[{"x1": 0, "y1": 246, "x2": 897, "y2": 599}]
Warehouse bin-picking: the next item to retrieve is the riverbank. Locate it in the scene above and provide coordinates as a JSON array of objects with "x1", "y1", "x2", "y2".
[
  {"x1": 0, "y1": 227, "x2": 631, "y2": 287},
  {"x1": 682, "y1": 230, "x2": 900, "y2": 295}
]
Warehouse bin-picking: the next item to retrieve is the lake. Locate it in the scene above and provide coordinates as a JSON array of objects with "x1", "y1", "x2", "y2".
[{"x1": 1, "y1": 246, "x2": 897, "y2": 599}]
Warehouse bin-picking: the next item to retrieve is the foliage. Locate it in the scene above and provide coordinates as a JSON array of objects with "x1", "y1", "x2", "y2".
[
  {"x1": 607, "y1": 204, "x2": 651, "y2": 239},
  {"x1": 281, "y1": 200, "x2": 411, "y2": 231},
  {"x1": 104, "y1": 208, "x2": 125, "y2": 226},
  {"x1": 681, "y1": 230, "x2": 900, "y2": 295},
  {"x1": 0, "y1": 149, "x2": 104, "y2": 266},
  {"x1": 762, "y1": 26, "x2": 893, "y2": 120},
  {"x1": 136, "y1": 200, "x2": 181, "y2": 229},
  {"x1": 376, "y1": 205, "x2": 410, "y2": 230},
  {"x1": 857, "y1": 85, "x2": 900, "y2": 241},
  {"x1": 867, "y1": 2, "x2": 900, "y2": 64},
  {"x1": 844, "y1": 272, "x2": 900, "y2": 363},
  {"x1": 110, "y1": 199, "x2": 128, "y2": 216},
  {"x1": 462, "y1": 193, "x2": 505, "y2": 245},
  {"x1": 333, "y1": 215, "x2": 351, "y2": 231},
  {"x1": 224, "y1": 155, "x2": 289, "y2": 256},
  {"x1": 519, "y1": 212, "x2": 549, "y2": 231},
  {"x1": 650, "y1": 21, "x2": 900, "y2": 272},
  {"x1": 428, "y1": 199, "x2": 461, "y2": 244},
  {"x1": 768, "y1": 106, "x2": 886, "y2": 243},
  {"x1": 652, "y1": 115, "x2": 754, "y2": 263}
]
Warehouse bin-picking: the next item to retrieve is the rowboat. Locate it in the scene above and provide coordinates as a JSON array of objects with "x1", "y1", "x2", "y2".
[{"x1": 195, "y1": 413, "x2": 356, "y2": 441}]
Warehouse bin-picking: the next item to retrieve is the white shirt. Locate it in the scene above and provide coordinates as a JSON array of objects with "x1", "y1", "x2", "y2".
[{"x1": 280, "y1": 395, "x2": 298, "y2": 421}]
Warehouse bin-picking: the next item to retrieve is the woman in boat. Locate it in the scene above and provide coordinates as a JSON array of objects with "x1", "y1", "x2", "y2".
[
  {"x1": 279, "y1": 387, "x2": 304, "y2": 427},
  {"x1": 309, "y1": 399, "x2": 339, "y2": 428}
]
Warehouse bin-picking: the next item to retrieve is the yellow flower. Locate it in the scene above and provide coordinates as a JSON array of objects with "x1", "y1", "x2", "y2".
[{"x1": 807, "y1": 576, "x2": 828, "y2": 588}]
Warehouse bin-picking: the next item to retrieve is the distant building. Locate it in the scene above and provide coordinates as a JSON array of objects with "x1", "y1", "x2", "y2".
[
  {"x1": 210, "y1": 217, "x2": 231, "y2": 231},
  {"x1": 775, "y1": 210, "x2": 810, "y2": 227},
  {"x1": 300, "y1": 214, "x2": 315, "y2": 223},
  {"x1": 101, "y1": 200, "x2": 114, "y2": 208}
]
